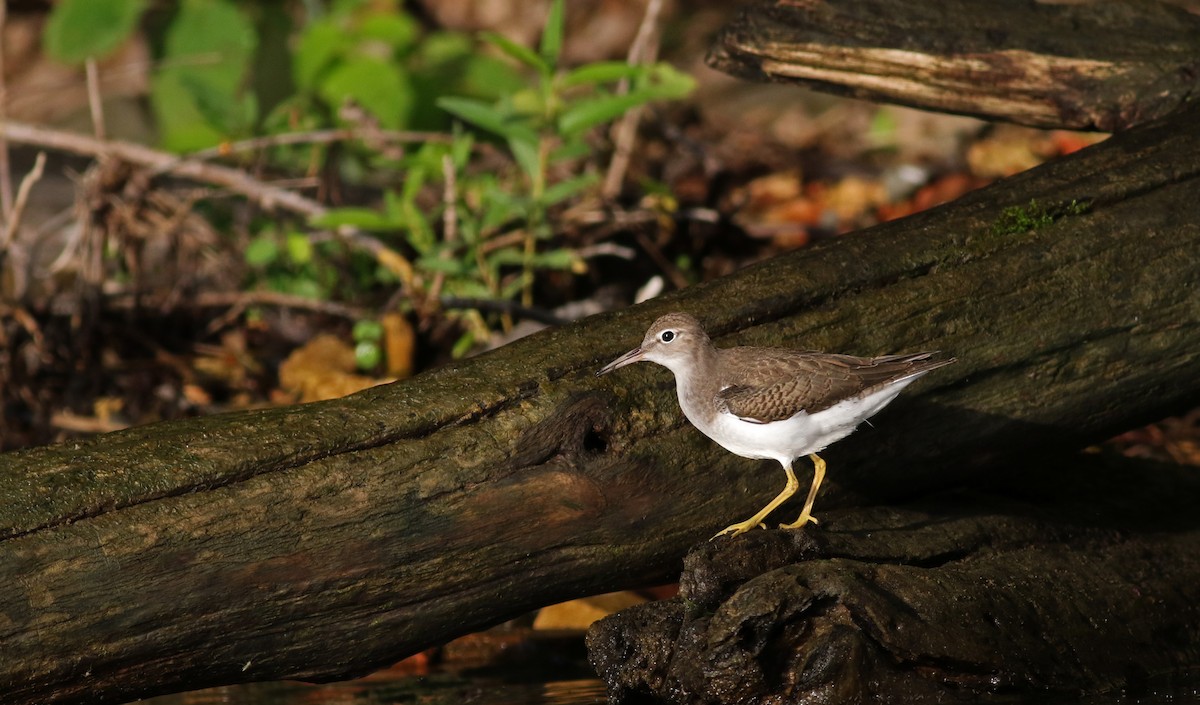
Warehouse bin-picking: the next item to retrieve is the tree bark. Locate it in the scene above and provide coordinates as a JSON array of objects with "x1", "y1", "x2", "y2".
[
  {"x1": 707, "y1": 0, "x2": 1200, "y2": 131},
  {"x1": 588, "y1": 453, "x2": 1200, "y2": 702},
  {"x1": 2, "y1": 92, "x2": 1200, "y2": 705}
]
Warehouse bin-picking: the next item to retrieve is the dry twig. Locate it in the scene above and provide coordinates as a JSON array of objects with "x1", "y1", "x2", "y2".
[
  {"x1": 0, "y1": 1, "x2": 11, "y2": 219},
  {"x1": 0, "y1": 120, "x2": 416, "y2": 286},
  {"x1": 602, "y1": 0, "x2": 665, "y2": 199},
  {"x1": 85, "y1": 59, "x2": 107, "y2": 141},
  {"x1": 0, "y1": 152, "x2": 46, "y2": 249}
]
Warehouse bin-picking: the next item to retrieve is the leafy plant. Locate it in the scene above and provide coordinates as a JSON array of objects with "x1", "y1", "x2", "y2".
[
  {"x1": 43, "y1": 0, "x2": 696, "y2": 357},
  {"x1": 44, "y1": 0, "x2": 147, "y2": 64},
  {"x1": 244, "y1": 227, "x2": 336, "y2": 300},
  {"x1": 311, "y1": 0, "x2": 693, "y2": 353},
  {"x1": 351, "y1": 318, "x2": 384, "y2": 370},
  {"x1": 436, "y1": 0, "x2": 692, "y2": 305}
]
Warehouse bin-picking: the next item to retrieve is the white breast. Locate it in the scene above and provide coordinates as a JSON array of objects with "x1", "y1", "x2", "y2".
[{"x1": 680, "y1": 376, "x2": 922, "y2": 466}]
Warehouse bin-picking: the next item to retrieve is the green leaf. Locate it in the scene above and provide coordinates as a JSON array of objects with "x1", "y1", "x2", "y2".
[
  {"x1": 293, "y1": 21, "x2": 346, "y2": 90},
  {"x1": 286, "y1": 232, "x2": 314, "y2": 265},
  {"x1": 451, "y1": 330, "x2": 477, "y2": 359},
  {"x1": 480, "y1": 188, "x2": 522, "y2": 233},
  {"x1": 414, "y1": 30, "x2": 473, "y2": 65},
  {"x1": 244, "y1": 235, "x2": 279, "y2": 266},
  {"x1": 539, "y1": 0, "x2": 565, "y2": 66},
  {"x1": 151, "y1": 0, "x2": 257, "y2": 151},
  {"x1": 550, "y1": 138, "x2": 591, "y2": 163},
  {"x1": 486, "y1": 248, "x2": 526, "y2": 267},
  {"x1": 643, "y1": 63, "x2": 697, "y2": 99},
  {"x1": 557, "y1": 91, "x2": 649, "y2": 136},
  {"x1": 311, "y1": 208, "x2": 397, "y2": 230},
  {"x1": 450, "y1": 131, "x2": 474, "y2": 170},
  {"x1": 562, "y1": 62, "x2": 645, "y2": 88},
  {"x1": 533, "y1": 249, "x2": 580, "y2": 270},
  {"x1": 499, "y1": 277, "x2": 526, "y2": 299},
  {"x1": 319, "y1": 56, "x2": 414, "y2": 129},
  {"x1": 437, "y1": 97, "x2": 539, "y2": 145},
  {"x1": 455, "y1": 53, "x2": 528, "y2": 101},
  {"x1": 355, "y1": 341, "x2": 382, "y2": 370},
  {"x1": 508, "y1": 135, "x2": 541, "y2": 183},
  {"x1": 287, "y1": 277, "x2": 326, "y2": 300},
  {"x1": 437, "y1": 97, "x2": 507, "y2": 135},
  {"x1": 541, "y1": 172, "x2": 598, "y2": 207},
  {"x1": 179, "y1": 73, "x2": 256, "y2": 135},
  {"x1": 402, "y1": 203, "x2": 436, "y2": 252},
  {"x1": 352, "y1": 319, "x2": 384, "y2": 342},
  {"x1": 416, "y1": 254, "x2": 470, "y2": 275},
  {"x1": 445, "y1": 280, "x2": 494, "y2": 300},
  {"x1": 482, "y1": 31, "x2": 549, "y2": 73},
  {"x1": 45, "y1": 0, "x2": 146, "y2": 65},
  {"x1": 359, "y1": 13, "x2": 418, "y2": 49}
]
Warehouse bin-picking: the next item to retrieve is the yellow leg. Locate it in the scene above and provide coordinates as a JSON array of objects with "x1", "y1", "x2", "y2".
[
  {"x1": 712, "y1": 461, "x2": 799, "y2": 539},
  {"x1": 779, "y1": 453, "x2": 826, "y2": 529}
]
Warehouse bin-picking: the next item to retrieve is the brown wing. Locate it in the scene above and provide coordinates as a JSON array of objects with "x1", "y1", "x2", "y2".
[{"x1": 714, "y1": 349, "x2": 951, "y2": 423}]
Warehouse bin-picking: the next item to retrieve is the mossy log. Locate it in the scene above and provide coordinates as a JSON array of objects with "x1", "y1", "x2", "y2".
[
  {"x1": 707, "y1": 0, "x2": 1200, "y2": 131},
  {"x1": 2, "y1": 95, "x2": 1199, "y2": 705}
]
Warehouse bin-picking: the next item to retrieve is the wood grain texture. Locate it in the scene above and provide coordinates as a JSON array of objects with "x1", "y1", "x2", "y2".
[
  {"x1": 707, "y1": 0, "x2": 1200, "y2": 131},
  {"x1": 2, "y1": 102, "x2": 1200, "y2": 705}
]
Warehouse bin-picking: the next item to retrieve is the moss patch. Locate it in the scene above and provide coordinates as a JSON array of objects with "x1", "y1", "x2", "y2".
[{"x1": 991, "y1": 198, "x2": 1091, "y2": 236}]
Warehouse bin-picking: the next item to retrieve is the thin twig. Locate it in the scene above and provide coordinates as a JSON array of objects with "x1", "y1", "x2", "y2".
[
  {"x1": 0, "y1": 120, "x2": 416, "y2": 287},
  {"x1": 441, "y1": 153, "x2": 458, "y2": 246},
  {"x1": 426, "y1": 153, "x2": 460, "y2": 305},
  {"x1": 50, "y1": 411, "x2": 130, "y2": 434},
  {"x1": 0, "y1": 120, "x2": 324, "y2": 216},
  {"x1": 1, "y1": 151, "x2": 46, "y2": 249},
  {"x1": 117, "y1": 290, "x2": 368, "y2": 335},
  {"x1": 635, "y1": 229, "x2": 689, "y2": 290},
  {"x1": 85, "y1": 59, "x2": 107, "y2": 141},
  {"x1": 0, "y1": 1, "x2": 12, "y2": 219},
  {"x1": 602, "y1": 0, "x2": 665, "y2": 199}
]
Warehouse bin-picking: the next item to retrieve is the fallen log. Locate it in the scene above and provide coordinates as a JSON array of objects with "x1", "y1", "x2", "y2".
[
  {"x1": 2, "y1": 89, "x2": 1200, "y2": 705},
  {"x1": 707, "y1": 0, "x2": 1200, "y2": 131},
  {"x1": 588, "y1": 452, "x2": 1200, "y2": 702}
]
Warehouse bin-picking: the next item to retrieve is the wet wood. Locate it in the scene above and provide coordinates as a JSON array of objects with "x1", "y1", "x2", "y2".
[
  {"x1": 3, "y1": 87, "x2": 1200, "y2": 705},
  {"x1": 4, "y1": 100, "x2": 1199, "y2": 703},
  {"x1": 707, "y1": 0, "x2": 1200, "y2": 131},
  {"x1": 588, "y1": 454, "x2": 1200, "y2": 701}
]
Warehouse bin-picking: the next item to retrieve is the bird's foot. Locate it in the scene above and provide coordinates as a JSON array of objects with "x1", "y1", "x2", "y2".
[
  {"x1": 711, "y1": 518, "x2": 767, "y2": 540},
  {"x1": 778, "y1": 513, "x2": 819, "y2": 530}
]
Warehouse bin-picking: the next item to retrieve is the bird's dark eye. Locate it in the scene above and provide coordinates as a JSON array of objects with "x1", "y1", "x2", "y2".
[{"x1": 660, "y1": 330, "x2": 675, "y2": 343}]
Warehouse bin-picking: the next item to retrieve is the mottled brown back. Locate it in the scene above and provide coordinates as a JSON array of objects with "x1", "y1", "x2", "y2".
[{"x1": 714, "y1": 349, "x2": 953, "y2": 422}]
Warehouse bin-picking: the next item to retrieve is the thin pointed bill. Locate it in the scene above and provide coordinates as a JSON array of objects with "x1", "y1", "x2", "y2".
[{"x1": 596, "y1": 347, "x2": 645, "y2": 376}]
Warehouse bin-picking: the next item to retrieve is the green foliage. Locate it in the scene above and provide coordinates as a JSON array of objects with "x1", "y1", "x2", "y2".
[
  {"x1": 352, "y1": 319, "x2": 384, "y2": 370},
  {"x1": 992, "y1": 198, "x2": 1091, "y2": 235},
  {"x1": 49, "y1": 0, "x2": 695, "y2": 357},
  {"x1": 291, "y1": 5, "x2": 419, "y2": 129},
  {"x1": 434, "y1": 0, "x2": 694, "y2": 312},
  {"x1": 243, "y1": 228, "x2": 336, "y2": 300},
  {"x1": 45, "y1": 0, "x2": 146, "y2": 65},
  {"x1": 303, "y1": 0, "x2": 693, "y2": 354},
  {"x1": 151, "y1": 0, "x2": 258, "y2": 151}
]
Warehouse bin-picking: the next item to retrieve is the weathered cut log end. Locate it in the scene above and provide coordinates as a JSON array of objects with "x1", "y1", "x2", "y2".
[{"x1": 707, "y1": 0, "x2": 1200, "y2": 131}]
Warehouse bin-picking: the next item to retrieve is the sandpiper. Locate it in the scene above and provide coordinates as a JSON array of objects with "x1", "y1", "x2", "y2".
[{"x1": 597, "y1": 312, "x2": 954, "y2": 538}]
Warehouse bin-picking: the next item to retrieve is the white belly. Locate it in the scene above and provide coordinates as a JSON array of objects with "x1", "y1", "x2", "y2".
[{"x1": 682, "y1": 378, "x2": 919, "y2": 466}]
